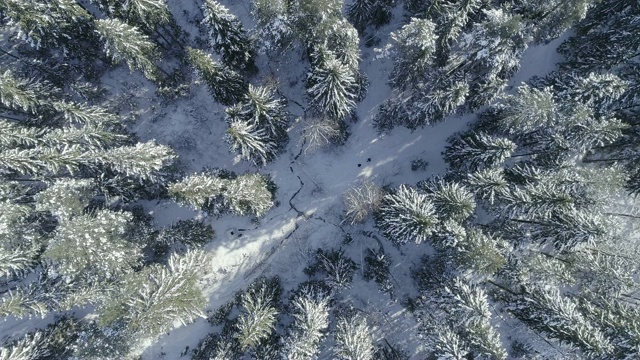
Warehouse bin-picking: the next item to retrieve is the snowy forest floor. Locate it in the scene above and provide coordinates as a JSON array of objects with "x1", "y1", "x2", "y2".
[{"x1": 62, "y1": 2, "x2": 567, "y2": 358}]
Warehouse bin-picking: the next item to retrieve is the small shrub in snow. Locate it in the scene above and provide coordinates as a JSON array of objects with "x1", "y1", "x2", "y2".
[
  {"x1": 302, "y1": 117, "x2": 347, "y2": 154},
  {"x1": 343, "y1": 180, "x2": 384, "y2": 225},
  {"x1": 410, "y1": 159, "x2": 429, "y2": 172}
]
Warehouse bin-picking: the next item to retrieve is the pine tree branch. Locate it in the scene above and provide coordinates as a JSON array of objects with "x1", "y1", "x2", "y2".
[{"x1": 603, "y1": 212, "x2": 640, "y2": 219}]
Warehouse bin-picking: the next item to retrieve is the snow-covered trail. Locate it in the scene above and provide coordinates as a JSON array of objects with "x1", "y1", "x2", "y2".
[{"x1": 134, "y1": 5, "x2": 566, "y2": 359}]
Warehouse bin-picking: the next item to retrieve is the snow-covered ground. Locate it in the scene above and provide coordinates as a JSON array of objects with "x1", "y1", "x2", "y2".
[{"x1": 114, "y1": 2, "x2": 570, "y2": 358}]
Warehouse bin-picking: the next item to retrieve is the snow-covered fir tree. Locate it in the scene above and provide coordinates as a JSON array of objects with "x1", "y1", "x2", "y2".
[
  {"x1": 508, "y1": 285, "x2": 614, "y2": 357},
  {"x1": 34, "y1": 178, "x2": 94, "y2": 221},
  {"x1": 0, "y1": 329, "x2": 48, "y2": 360},
  {"x1": 223, "y1": 173, "x2": 274, "y2": 217},
  {"x1": 446, "y1": 278, "x2": 507, "y2": 359},
  {"x1": 187, "y1": 47, "x2": 247, "y2": 105},
  {"x1": 98, "y1": 250, "x2": 208, "y2": 339},
  {"x1": 251, "y1": 0, "x2": 294, "y2": 53},
  {"x1": 235, "y1": 283, "x2": 279, "y2": 351},
  {"x1": 306, "y1": 52, "x2": 358, "y2": 120},
  {"x1": 429, "y1": 181, "x2": 476, "y2": 223},
  {"x1": 96, "y1": 141, "x2": 176, "y2": 182},
  {"x1": 335, "y1": 314, "x2": 374, "y2": 360},
  {"x1": 169, "y1": 172, "x2": 274, "y2": 217},
  {"x1": 236, "y1": 84, "x2": 289, "y2": 140},
  {"x1": 444, "y1": 132, "x2": 516, "y2": 172},
  {"x1": 0, "y1": 0, "x2": 91, "y2": 51},
  {"x1": 89, "y1": 0, "x2": 171, "y2": 31},
  {"x1": 466, "y1": 168, "x2": 508, "y2": 205},
  {"x1": 202, "y1": 0, "x2": 256, "y2": 72},
  {"x1": 434, "y1": 0, "x2": 483, "y2": 66},
  {"x1": 283, "y1": 290, "x2": 330, "y2": 360},
  {"x1": 224, "y1": 84, "x2": 288, "y2": 165},
  {"x1": 94, "y1": 18, "x2": 160, "y2": 81},
  {"x1": 0, "y1": 70, "x2": 54, "y2": 114},
  {"x1": 226, "y1": 117, "x2": 278, "y2": 166},
  {"x1": 376, "y1": 185, "x2": 439, "y2": 244},
  {"x1": 494, "y1": 85, "x2": 557, "y2": 135},
  {"x1": 517, "y1": 0, "x2": 597, "y2": 43},
  {"x1": 389, "y1": 17, "x2": 437, "y2": 88},
  {"x1": 347, "y1": 0, "x2": 393, "y2": 32},
  {"x1": 43, "y1": 209, "x2": 140, "y2": 282}
]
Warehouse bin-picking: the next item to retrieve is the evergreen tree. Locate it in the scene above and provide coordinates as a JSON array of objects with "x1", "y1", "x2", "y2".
[
  {"x1": 518, "y1": 0, "x2": 597, "y2": 43},
  {"x1": 301, "y1": 116, "x2": 346, "y2": 154},
  {"x1": 186, "y1": 47, "x2": 247, "y2": 105},
  {"x1": 462, "y1": 8, "x2": 529, "y2": 98},
  {"x1": 413, "y1": 80, "x2": 470, "y2": 122},
  {"x1": 99, "y1": 250, "x2": 208, "y2": 338},
  {"x1": 251, "y1": 0, "x2": 294, "y2": 53},
  {"x1": 446, "y1": 278, "x2": 507, "y2": 359},
  {"x1": 236, "y1": 84, "x2": 289, "y2": 140},
  {"x1": 432, "y1": 327, "x2": 469, "y2": 360},
  {"x1": 444, "y1": 132, "x2": 516, "y2": 173},
  {"x1": 226, "y1": 117, "x2": 278, "y2": 166},
  {"x1": 347, "y1": 0, "x2": 393, "y2": 32},
  {"x1": 306, "y1": 53, "x2": 358, "y2": 120},
  {"x1": 0, "y1": 0, "x2": 91, "y2": 50},
  {"x1": 283, "y1": 290, "x2": 330, "y2": 360},
  {"x1": 494, "y1": 85, "x2": 557, "y2": 136},
  {"x1": 44, "y1": 209, "x2": 140, "y2": 282},
  {"x1": 0, "y1": 70, "x2": 54, "y2": 115},
  {"x1": 202, "y1": 0, "x2": 256, "y2": 71},
  {"x1": 558, "y1": 0, "x2": 640, "y2": 73},
  {"x1": 223, "y1": 173, "x2": 274, "y2": 217},
  {"x1": 52, "y1": 101, "x2": 121, "y2": 126},
  {"x1": 434, "y1": 0, "x2": 483, "y2": 66},
  {"x1": 579, "y1": 296, "x2": 640, "y2": 358},
  {"x1": 96, "y1": 141, "x2": 176, "y2": 182},
  {"x1": 168, "y1": 173, "x2": 227, "y2": 210},
  {"x1": 377, "y1": 185, "x2": 438, "y2": 244},
  {"x1": 453, "y1": 228, "x2": 507, "y2": 275},
  {"x1": 0, "y1": 330, "x2": 47, "y2": 360},
  {"x1": 34, "y1": 178, "x2": 94, "y2": 221},
  {"x1": 169, "y1": 172, "x2": 274, "y2": 217},
  {"x1": 334, "y1": 314, "x2": 374, "y2": 360},
  {"x1": 500, "y1": 181, "x2": 591, "y2": 219},
  {"x1": 0, "y1": 145, "x2": 89, "y2": 176},
  {"x1": 389, "y1": 18, "x2": 438, "y2": 88},
  {"x1": 466, "y1": 168, "x2": 508, "y2": 205},
  {"x1": 509, "y1": 285, "x2": 614, "y2": 357},
  {"x1": 292, "y1": 0, "x2": 342, "y2": 38},
  {"x1": 121, "y1": 0, "x2": 171, "y2": 30},
  {"x1": 0, "y1": 247, "x2": 36, "y2": 280},
  {"x1": 236, "y1": 283, "x2": 279, "y2": 351},
  {"x1": 94, "y1": 18, "x2": 160, "y2": 81},
  {"x1": 429, "y1": 181, "x2": 476, "y2": 222}
]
